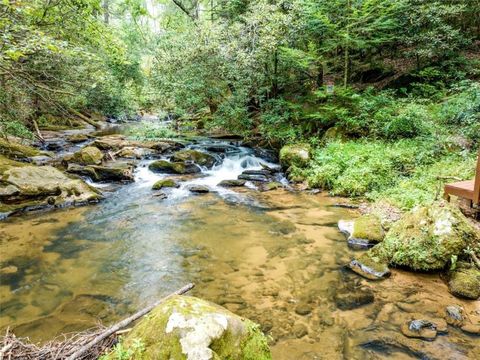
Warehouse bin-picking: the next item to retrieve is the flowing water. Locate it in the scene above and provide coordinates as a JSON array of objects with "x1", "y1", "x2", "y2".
[{"x1": 0, "y1": 137, "x2": 479, "y2": 359}]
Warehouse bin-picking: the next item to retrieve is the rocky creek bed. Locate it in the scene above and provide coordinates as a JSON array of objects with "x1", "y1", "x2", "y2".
[{"x1": 0, "y1": 120, "x2": 479, "y2": 359}]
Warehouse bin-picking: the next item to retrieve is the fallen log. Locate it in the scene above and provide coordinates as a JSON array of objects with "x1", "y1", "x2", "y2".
[{"x1": 66, "y1": 283, "x2": 195, "y2": 360}]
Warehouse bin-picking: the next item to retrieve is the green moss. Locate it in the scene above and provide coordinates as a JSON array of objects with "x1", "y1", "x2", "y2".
[
  {"x1": 352, "y1": 215, "x2": 384, "y2": 242},
  {"x1": 279, "y1": 144, "x2": 311, "y2": 169},
  {"x1": 264, "y1": 182, "x2": 282, "y2": 191},
  {"x1": 0, "y1": 139, "x2": 42, "y2": 159},
  {"x1": 71, "y1": 146, "x2": 103, "y2": 165},
  {"x1": 152, "y1": 179, "x2": 179, "y2": 190},
  {"x1": 448, "y1": 263, "x2": 480, "y2": 299},
  {"x1": 376, "y1": 202, "x2": 479, "y2": 271},
  {"x1": 117, "y1": 296, "x2": 271, "y2": 360}
]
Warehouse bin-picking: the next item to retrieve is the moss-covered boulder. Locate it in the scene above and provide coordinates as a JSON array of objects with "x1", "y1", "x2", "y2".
[
  {"x1": 149, "y1": 160, "x2": 201, "y2": 175},
  {"x1": 0, "y1": 156, "x2": 101, "y2": 217},
  {"x1": 172, "y1": 150, "x2": 216, "y2": 168},
  {"x1": 153, "y1": 179, "x2": 180, "y2": 190},
  {"x1": 339, "y1": 215, "x2": 384, "y2": 249},
  {"x1": 70, "y1": 146, "x2": 103, "y2": 165},
  {"x1": 448, "y1": 263, "x2": 480, "y2": 300},
  {"x1": 322, "y1": 126, "x2": 348, "y2": 143},
  {"x1": 279, "y1": 144, "x2": 311, "y2": 169},
  {"x1": 377, "y1": 202, "x2": 479, "y2": 271},
  {"x1": 114, "y1": 295, "x2": 271, "y2": 360},
  {"x1": 0, "y1": 138, "x2": 44, "y2": 160}
]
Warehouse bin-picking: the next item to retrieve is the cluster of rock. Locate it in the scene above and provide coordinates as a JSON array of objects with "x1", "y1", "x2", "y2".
[{"x1": 339, "y1": 201, "x2": 480, "y2": 300}]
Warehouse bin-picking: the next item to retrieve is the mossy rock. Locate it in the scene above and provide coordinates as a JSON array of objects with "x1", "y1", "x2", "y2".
[
  {"x1": 279, "y1": 144, "x2": 311, "y2": 169},
  {"x1": 152, "y1": 179, "x2": 180, "y2": 190},
  {"x1": 349, "y1": 246, "x2": 391, "y2": 280},
  {"x1": 172, "y1": 150, "x2": 216, "y2": 168},
  {"x1": 448, "y1": 263, "x2": 480, "y2": 300},
  {"x1": 109, "y1": 295, "x2": 271, "y2": 360},
  {"x1": 352, "y1": 215, "x2": 384, "y2": 243},
  {"x1": 0, "y1": 158, "x2": 102, "y2": 217},
  {"x1": 377, "y1": 202, "x2": 480, "y2": 271},
  {"x1": 149, "y1": 160, "x2": 201, "y2": 175},
  {"x1": 0, "y1": 139, "x2": 43, "y2": 160},
  {"x1": 322, "y1": 126, "x2": 348, "y2": 143},
  {"x1": 71, "y1": 146, "x2": 103, "y2": 165},
  {"x1": 218, "y1": 179, "x2": 246, "y2": 187}
]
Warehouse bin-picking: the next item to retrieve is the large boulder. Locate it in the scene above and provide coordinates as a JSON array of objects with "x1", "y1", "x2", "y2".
[
  {"x1": 0, "y1": 156, "x2": 101, "y2": 216},
  {"x1": 70, "y1": 146, "x2": 103, "y2": 165},
  {"x1": 172, "y1": 150, "x2": 216, "y2": 168},
  {"x1": 113, "y1": 295, "x2": 271, "y2": 360},
  {"x1": 149, "y1": 160, "x2": 201, "y2": 175},
  {"x1": 279, "y1": 144, "x2": 311, "y2": 169},
  {"x1": 378, "y1": 202, "x2": 479, "y2": 271}
]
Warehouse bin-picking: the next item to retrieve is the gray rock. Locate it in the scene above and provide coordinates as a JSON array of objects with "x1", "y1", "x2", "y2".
[{"x1": 188, "y1": 185, "x2": 210, "y2": 194}]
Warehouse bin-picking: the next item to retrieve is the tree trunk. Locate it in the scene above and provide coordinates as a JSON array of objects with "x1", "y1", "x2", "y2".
[{"x1": 103, "y1": 0, "x2": 110, "y2": 24}]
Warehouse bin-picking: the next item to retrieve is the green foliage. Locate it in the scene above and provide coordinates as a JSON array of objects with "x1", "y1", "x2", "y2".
[
  {"x1": 99, "y1": 338, "x2": 145, "y2": 360},
  {"x1": 305, "y1": 139, "x2": 476, "y2": 209},
  {"x1": 126, "y1": 121, "x2": 178, "y2": 140}
]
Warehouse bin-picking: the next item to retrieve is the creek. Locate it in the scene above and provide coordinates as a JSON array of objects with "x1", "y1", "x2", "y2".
[{"x1": 0, "y1": 123, "x2": 478, "y2": 359}]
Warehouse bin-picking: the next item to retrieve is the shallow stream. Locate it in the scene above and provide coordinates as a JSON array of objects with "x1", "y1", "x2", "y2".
[{"x1": 0, "y1": 135, "x2": 479, "y2": 359}]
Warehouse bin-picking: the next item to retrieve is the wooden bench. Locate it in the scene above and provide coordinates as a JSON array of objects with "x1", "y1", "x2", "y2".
[{"x1": 444, "y1": 150, "x2": 480, "y2": 214}]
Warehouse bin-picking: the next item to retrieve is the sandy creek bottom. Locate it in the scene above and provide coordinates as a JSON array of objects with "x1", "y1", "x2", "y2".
[{"x1": 0, "y1": 187, "x2": 479, "y2": 359}]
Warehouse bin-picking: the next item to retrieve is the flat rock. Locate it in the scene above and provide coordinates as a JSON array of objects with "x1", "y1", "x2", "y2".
[
  {"x1": 218, "y1": 179, "x2": 246, "y2": 187},
  {"x1": 188, "y1": 185, "x2": 210, "y2": 194}
]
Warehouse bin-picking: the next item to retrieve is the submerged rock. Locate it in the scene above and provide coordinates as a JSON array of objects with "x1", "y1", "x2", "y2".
[
  {"x1": 218, "y1": 179, "x2": 246, "y2": 187},
  {"x1": 0, "y1": 156, "x2": 101, "y2": 216},
  {"x1": 152, "y1": 179, "x2": 180, "y2": 190},
  {"x1": 338, "y1": 215, "x2": 384, "y2": 249},
  {"x1": 172, "y1": 150, "x2": 216, "y2": 168},
  {"x1": 445, "y1": 305, "x2": 465, "y2": 327},
  {"x1": 448, "y1": 262, "x2": 480, "y2": 300},
  {"x1": 334, "y1": 285, "x2": 374, "y2": 310},
  {"x1": 149, "y1": 160, "x2": 201, "y2": 175},
  {"x1": 371, "y1": 202, "x2": 479, "y2": 271},
  {"x1": 279, "y1": 144, "x2": 311, "y2": 169},
  {"x1": 113, "y1": 295, "x2": 271, "y2": 360},
  {"x1": 400, "y1": 320, "x2": 437, "y2": 341}
]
